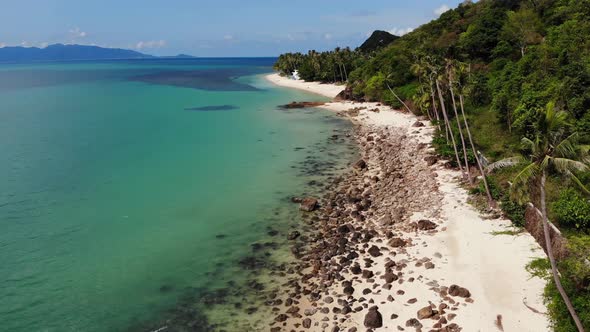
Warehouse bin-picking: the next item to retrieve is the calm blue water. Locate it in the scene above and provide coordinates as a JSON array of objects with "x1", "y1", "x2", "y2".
[{"x1": 0, "y1": 58, "x2": 356, "y2": 331}]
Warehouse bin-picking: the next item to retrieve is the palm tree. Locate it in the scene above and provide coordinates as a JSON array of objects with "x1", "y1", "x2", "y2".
[
  {"x1": 334, "y1": 47, "x2": 344, "y2": 82},
  {"x1": 435, "y1": 74, "x2": 465, "y2": 177},
  {"x1": 455, "y1": 61, "x2": 494, "y2": 207},
  {"x1": 412, "y1": 54, "x2": 466, "y2": 180},
  {"x1": 411, "y1": 55, "x2": 442, "y2": 133},
  {"x1": 487, "y1": 104, "x2": 587, "y2": 332},
  {"x1": 447, "y1": 60, "x2": 472, "y2": 184},
  {"x1": 341, "y1": 47, "x2": 351, "y2": 82},
  {"x1": 459, "y1": 93, "x2": 495, "y2": 207},
  {"x1": 429, "y1": 72, "x2": 443, "y2": 134}
]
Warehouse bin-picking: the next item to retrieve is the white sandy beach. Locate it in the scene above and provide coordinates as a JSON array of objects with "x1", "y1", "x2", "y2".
[
  {"x1": 266, "y1": 73, "x2": 346, "y2": 99},
  {"x1": 266, "y1": 73, "x2": 549, "y2": 331}
]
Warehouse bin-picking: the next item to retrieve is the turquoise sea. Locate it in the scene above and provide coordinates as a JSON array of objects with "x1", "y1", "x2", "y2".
[{"x1": 0, "y1": 58, "x2": 356, "y2": 331}]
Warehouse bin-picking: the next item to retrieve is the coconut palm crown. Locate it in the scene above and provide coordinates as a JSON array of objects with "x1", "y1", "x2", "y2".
[{"x1": 487, "y1": 102, "x2": 590, "y2": 203}]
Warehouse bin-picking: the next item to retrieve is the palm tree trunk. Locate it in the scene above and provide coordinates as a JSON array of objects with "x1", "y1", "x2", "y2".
[
  {"x1": 343, "y1": 64, "x2": 348, "y2": 82},
  {"x1": 436, "y1": 79, "x2": 465, "y2": 176},
  {"x1": 386, "y1": 83, "x2": 412, "y2": 113},
  {"x1": 540, "y1": 171, "x2": 585, "y2": 332},
  {"x1": 429, "y1": 81, "x2": 443, "y2": 136},
  {"x1": 449, "y1": 83, "x2": 472, "y2": 184},
  {"x1": 460, "y1": 95, "x2": 494, "y2": 207}
]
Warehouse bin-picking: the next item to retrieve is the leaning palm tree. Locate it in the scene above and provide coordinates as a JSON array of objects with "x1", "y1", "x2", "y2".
[
  {"x1": 456, "y1": 62, "x2": 495, "y2": 207},
  {"x1": 447, "y1": 59, "x2": 472, "y2": 184},
  {"x1": 487, "y1": 103, "x2": 587, "y2": 332},
  {"x1": 411, "y1": 55, "x2": 443, "y2": 134},
  {"x1": 435, "y1": 73, "x2": 465, "y2": 177}
]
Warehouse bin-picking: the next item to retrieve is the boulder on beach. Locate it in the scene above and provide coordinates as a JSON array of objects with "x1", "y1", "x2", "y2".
[
  {"x1": 287, "y1": 230, "x2": 301, "y2": 240},
  {"x1": 417, "y1": 305, "x2": 435, "y2": 319},
  {"x1": 367, "y1": 245, "x2": 382, "y2": 257},
  {"x1": 353, "y1": 159, "x2": 367, "y2": 170},
  {"x1": 364, "y1": 306, "x2": 383, "y2": 328},
  {"x1": 388, "y1": 237, "x2": 406, "y2": 247},
  {"x1": 449, "y1": 284, "x2": 471, "y2": 298},
  {"x1": 300, "y1": 198, "x2": 318, "y2": 212},
  {"x1": 424, "y1": 155, "x2": 438, "y2": 166},
  {"x1": 417, "y1": 219, "x2": 438, "y2": 230}
]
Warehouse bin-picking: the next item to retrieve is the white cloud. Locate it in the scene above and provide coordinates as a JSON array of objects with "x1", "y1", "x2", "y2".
[
  {"x1": 40, "y1": 42, "x2": 49, "y2": 48},
  {"x1": 323, "y1": 33, "x2": 333, "y2": 40},
  {"x1": 285, "y1": 32, "x2": 313, "y2": 42},
  {"x1": 388, "y1": 27, "x2": 414, "y2": 36},
  {"x1": 0, "y1": 42, "x2": 5, "y2": 48},
  {"x1": 135, "y1": 40, "x2": 166, "y2": 49},
  {"x1": 223, "y1": 35, "x2": 234, "y2": 41},
  {"x1": 69, "y1": 27, "x2": 87, "y2": 38},
  {"x1": 435, "y1": 4, "x2": 451, "y2": 16}
]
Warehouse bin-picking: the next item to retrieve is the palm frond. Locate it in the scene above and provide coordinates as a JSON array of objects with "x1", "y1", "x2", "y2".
[
  {"x1": 521, "y1": 137, "x2": 535, "y2": 150},
  {"x1": 554, "y1": 132, "x2": 579, "y2": 158},
  {"x1": 509, "y1": 161, "x2": 538, "y2": 203},
  {"x1": 486, "y1": 156, "x2": 526, "y2": 173},
  {"x1": 511, "y1": 161, "x2": 538, "y2": 187},
  {"x1": 552, "y1": 157, "x2": 590, "y2": 174},
  {"x1": 565, "y1": 171, "x2": 590, "y2": 195},
  {"x1": 545, "y1": 102, "x2": 569, "y2": 132}
]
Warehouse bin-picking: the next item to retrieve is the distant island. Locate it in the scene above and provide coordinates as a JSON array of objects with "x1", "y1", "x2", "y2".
[
  {"x1": 0, "y1": 44, "x2": 195, "y2": 62},
  {"x1": 161, "y1": 54, "x2": 196, "y2": 59}
]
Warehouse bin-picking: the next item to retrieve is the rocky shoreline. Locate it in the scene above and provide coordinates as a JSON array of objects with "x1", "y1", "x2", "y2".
[{"x1": 265, "y1": 111, "x2": 473, "y2": 331}]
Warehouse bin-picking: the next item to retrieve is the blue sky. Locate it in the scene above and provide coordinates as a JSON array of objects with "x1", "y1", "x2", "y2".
[{"x1": 0, "y1": 0, "x2": 467, "y2": 56}]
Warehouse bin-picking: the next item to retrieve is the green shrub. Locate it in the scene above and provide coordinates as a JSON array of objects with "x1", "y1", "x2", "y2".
[
  {"x1": 432, "y1": 135, "x2": 457, "y2": 164},
  {"x1": 500, "y1": 195, "x2": 526, "y2": 227},
  {"x1": 553, "y1": 188, "x2": 590, "y2": 231},
  {"x1": 432, "y1": 133, "x2": 477, "y2": 167},
  {"x1": 470, "y1": 176, "x2": 502, "y2": 200},
  {"x1": 545, "y1": 235, "x2": 590, "y2": 331},
  {"x1": 526, "y1": 258, "x2": 551, "y2": 279}
]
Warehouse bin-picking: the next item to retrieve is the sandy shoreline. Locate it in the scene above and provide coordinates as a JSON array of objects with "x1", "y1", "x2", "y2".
[
  {"x1": 266, "y1": 73, "x2": 346, "y2": 99},
  {"x1": 264, "y1": 73, "x2": 549, "y2": 331}
]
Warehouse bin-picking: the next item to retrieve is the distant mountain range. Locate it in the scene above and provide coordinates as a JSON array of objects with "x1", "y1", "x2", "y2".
[{"x1": 0, "y1": 44, "x2": 195, "y2": 62}]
